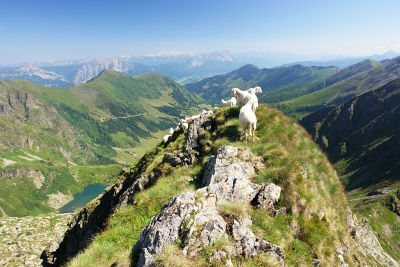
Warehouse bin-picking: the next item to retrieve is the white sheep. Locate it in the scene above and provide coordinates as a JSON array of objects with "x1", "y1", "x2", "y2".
[
  {"x1": 221, "y1": 97, "x2": 237, "y2": 107},
  {"x1": 169, "y1": 128, "x2": 174, "y2": 135},
  {"x1": 243, "y1": 93, "x2": 259, "y2": 112},
  {"x1": 231, "y1": 88, "x2": 252, "y2": 107},
  {"x1": 247, "y1": 86, "x2": 263, "y2": 95},
  {"x1": 163, "y1": 135, "x2": 171, "y2": 143},
  {"x1": 239, "y1": 99, "x2": 257, "y2": 142}
]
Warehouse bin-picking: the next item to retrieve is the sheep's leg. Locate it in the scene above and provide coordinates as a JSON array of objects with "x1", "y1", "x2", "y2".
[{"x1": 251, "y1": 123, "x2": 256, "y2": 142}]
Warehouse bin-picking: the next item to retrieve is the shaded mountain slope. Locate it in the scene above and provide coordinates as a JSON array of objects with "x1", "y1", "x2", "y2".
[
  {"x1": 300, "y1": 77, "x2": 400, "y2": 263},
  {"x1": 42, "y1": 105, "x2": 395, "y2": 266},
  {"x1": 185, "y1": 64, "x2": 338, "y2": 105},
  {"x1": 300, "y1": 78, "x2": 400, "y2": 191}
]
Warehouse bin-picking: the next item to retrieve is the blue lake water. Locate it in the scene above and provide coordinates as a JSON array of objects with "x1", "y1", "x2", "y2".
[{"x1": 58, "y1": 184, "x2": 107, "y2": 214}]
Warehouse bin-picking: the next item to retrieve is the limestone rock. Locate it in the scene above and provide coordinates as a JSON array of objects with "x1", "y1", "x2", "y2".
[
  {"x1": 347, "y1": 209, "x2": 398, "y2": 266},
  {"x1": 253, "y1": 183, "x2": 282, "y2": 211},
  {"x1": 184, "y1": 112, "x2": 213, "y2": 153},
  {"x1": 162, "y1": 153, "x2": 182, "y2": 167},
  {"x1": 135, "y1": 192, "x2": 197, "y2": 267},
  {"x1": 134, "y1": 145, "x2": 285, "y2": 266}
]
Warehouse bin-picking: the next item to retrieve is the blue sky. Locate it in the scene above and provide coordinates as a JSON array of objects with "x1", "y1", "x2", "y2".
[{"x1": 1, "y1": 0, "x2": 400, "y2": 64}]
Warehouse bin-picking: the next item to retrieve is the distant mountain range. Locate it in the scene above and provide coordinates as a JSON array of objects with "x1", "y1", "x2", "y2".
[
  {"x1": 0, "y1": 51, "x2": 243, "y2": 88},
  {"x1": 0, "y1": 71, "x2": 207, "y2": 216},
  {"x1": 1, "y1": 50, "x2": 398, "y2": 88},
  {"x1": 281, "y1": 50, "x2": 400, "y2": 68}
]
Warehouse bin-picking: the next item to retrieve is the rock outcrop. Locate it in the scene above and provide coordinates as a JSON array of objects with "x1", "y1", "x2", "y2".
[
  {"x1": 347, "y1": 208, "x2": 398, "y2": 266},
  {"x1": 134, "y1": 146, "x2": 284, "y2": 266},
  {"x1": 0, "y1": 167, "x2": 45, "y2": 189}
]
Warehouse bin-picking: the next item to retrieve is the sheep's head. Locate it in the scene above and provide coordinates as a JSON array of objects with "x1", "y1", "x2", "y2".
[
  {"x1": 254, "y1": 86, "x2": 262, "y2": 94},
  {"x1": 231, "y1": 88, "x2": 239, "y2": 97}
]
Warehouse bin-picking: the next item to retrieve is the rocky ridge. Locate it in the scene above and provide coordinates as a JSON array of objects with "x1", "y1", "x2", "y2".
[{"x1": 135, "y1": 145, "x2": 285, "y2": 266}]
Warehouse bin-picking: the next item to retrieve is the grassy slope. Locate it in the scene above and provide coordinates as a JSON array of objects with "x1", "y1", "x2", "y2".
[
  {"x1": 185, "y1": 64, "x2": 338, "y2": 105},
  {"x1": 276, "y1": 57, "x2": 400, "y2": 119},
  {"x1": 68, "y1": 105, "x2": 361, "y2": 267}
]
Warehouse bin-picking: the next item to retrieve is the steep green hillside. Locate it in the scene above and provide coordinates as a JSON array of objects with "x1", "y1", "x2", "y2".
[
  {"x1": 262, "y1": 59, "x2": 381, "y2": 103},
  {"x1": 301, "y1": 78, "x2": 400, "y2": 191},
  {"x1": 300, "y1": 79, "x2": 400, "y2": 260},
  {"x1": 277, "y1": 56, "x2": 400, "y2": 118},
  {"x1": 0, "y1": 71, "x2": 208, "y2": 216},
  {"x1": 63, "y1": 105, "x2": 372, "y2": 266},
  {"x1": 185, "y1": 64, "x2": 338, "y2": 105}
]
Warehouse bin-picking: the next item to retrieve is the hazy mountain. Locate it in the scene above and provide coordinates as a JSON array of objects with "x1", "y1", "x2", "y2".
[
  {"x1": 184, "y1": 64, "x2": 339, "y2": 105},
  {"x1": 0, "y1": 70, "x2": 207, "y2": 216},
  {"x1": 0, "y1": 51, "x2": 242, "y2": 87},
  {"x1": 282, "y1": 50, "x2": 400, "y2": 68},
  {"x1": 0, "y1": 65, "x2": 74, "y2": 87}
]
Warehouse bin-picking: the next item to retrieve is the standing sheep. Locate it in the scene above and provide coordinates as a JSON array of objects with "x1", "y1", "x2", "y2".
[
  {"x1": 239, "y1": 99, "x2": 257, "y2": 142},
  {"x1": 231, "y1": 88, "x2": 252, "y2": 107},
  {"x1": 221, "y1": 97, "x2": 237, "y2": 107}
]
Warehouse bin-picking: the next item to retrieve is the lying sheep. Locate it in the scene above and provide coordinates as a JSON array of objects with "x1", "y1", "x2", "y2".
[
  {"x1": 231, "y1": 88, "x2": 252, "y2": 107},
  {"x1": 221, "y1": 97, "x2": 237, "y2": 107},
  {"x1": 239, "y1": 99, "x2": 257, "y2": 142}
]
